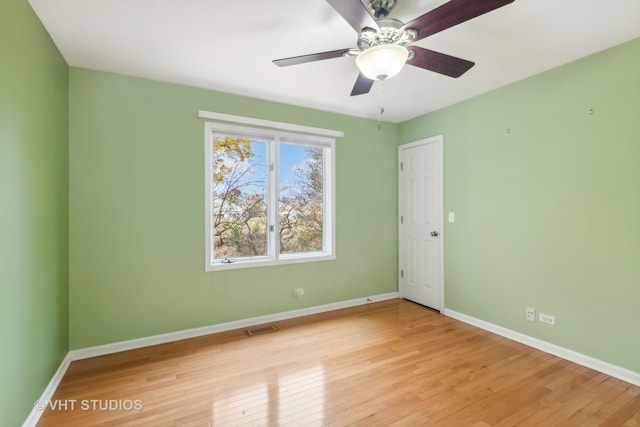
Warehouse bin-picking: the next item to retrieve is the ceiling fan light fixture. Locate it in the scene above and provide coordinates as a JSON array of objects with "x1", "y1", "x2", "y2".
[{"x1": 356, "y1": 44, "x2": 409, "y2": 81}]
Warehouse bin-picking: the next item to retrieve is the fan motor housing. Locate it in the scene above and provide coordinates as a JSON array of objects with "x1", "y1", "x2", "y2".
[{"x1": 357, "y1": 19, "x2": 416, "y2": 51}]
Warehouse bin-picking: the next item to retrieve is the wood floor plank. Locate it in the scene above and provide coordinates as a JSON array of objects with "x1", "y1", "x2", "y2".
[{"x1": 36, "y1": 299, "x2": 640, "y2": 426}]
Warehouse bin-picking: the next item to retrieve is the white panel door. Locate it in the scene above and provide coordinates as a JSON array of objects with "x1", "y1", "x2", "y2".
[{"x1": 398, "y1": 136, "x2": 443, "y2": 310}]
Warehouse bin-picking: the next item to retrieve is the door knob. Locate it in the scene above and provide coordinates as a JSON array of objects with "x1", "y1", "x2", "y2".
[{"x1": 430, "y1": 231, "x2": 439, "y2": 237}]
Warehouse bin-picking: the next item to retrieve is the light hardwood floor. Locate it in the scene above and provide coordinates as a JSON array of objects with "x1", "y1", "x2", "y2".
[{"x1": 37, "y1": 299, "x2": 640, "y2": 426}]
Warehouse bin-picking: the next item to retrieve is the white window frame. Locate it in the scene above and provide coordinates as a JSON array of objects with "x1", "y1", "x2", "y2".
[{"x1": 204, "y1": 121, "x2": 336, "y2": 271}]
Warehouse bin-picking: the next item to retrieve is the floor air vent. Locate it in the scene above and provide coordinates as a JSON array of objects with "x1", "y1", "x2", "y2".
[{"x1": 245, "y1": 324, "x2": 279, "y2": 336}]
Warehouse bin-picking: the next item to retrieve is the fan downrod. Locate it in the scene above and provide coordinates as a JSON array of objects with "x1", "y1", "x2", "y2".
[{"x1": 368, "y1": 0, "x2": 397, "y2": 18}]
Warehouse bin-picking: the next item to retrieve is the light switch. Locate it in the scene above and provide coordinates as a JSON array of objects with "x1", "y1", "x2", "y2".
[{"x1": 448, "y1": 212, "x2": 455, "y2": 223}]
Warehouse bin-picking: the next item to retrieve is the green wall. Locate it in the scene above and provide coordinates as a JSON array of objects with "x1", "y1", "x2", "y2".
[
  {"x1": 399, "y1": 37, "x2": 640, "y2": 373},
  {"x1": 68, "y1": 68, "x2": 398, "y2": 349},
  {"x1": 0, "y1": 0, "x2": 69, "y2": 425}
]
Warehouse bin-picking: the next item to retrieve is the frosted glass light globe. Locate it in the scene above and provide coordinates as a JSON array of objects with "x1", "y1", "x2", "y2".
[{"x1": 356, "y1": 44, "x2": 409, "y2": 81}]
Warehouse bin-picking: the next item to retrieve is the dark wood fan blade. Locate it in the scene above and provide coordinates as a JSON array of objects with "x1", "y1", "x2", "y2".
[
  {"x1": 407, "y1": 46, "x2": 475, "y2": 78},
  {"x1": 401, "y1": 0, "x2": 515, "y2": 42},
  {"x1": 273, "y1": 49, "x2": 352, "y2": 67},
  {"x1": 326, "y1": 0, "x2": 379, "y2": 33},
  {"x1": 350, "y1": 73, "x2": 374, "y2": 96}
]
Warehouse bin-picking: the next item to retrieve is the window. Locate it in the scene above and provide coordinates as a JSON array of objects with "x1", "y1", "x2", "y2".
[{"x1": 205, "y1": 122, "x2": 335, "y2": 270}]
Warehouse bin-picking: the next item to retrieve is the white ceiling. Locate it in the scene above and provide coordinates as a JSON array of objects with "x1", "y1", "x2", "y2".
[{"x1": 30, "y1": 0, "x2": 640, "y2": 123}]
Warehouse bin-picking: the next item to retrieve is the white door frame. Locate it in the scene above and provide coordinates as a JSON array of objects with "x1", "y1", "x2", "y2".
[{"x1": 398, "y1": 135, "x2": 445, "y2": 312}]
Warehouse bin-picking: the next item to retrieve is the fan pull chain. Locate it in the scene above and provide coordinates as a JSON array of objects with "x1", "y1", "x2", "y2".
[{"x1": 377, "y1": 79, "x2": 385, "y2": 130}]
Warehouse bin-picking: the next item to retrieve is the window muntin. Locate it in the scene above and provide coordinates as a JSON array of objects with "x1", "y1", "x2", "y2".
[{"x1": 205, "y1": 123, "x2": 334, "y2": 270}]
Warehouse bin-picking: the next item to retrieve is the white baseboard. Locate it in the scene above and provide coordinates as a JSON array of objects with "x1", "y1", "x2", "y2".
[
  {"x1": 70, "y1": 292, "x2": 399, "y2": 360},
  {"x1": 444, "y1": 308, "x2": 640, "y2": 387},
  {"x1": 22, "y1": 353, "x2": 73, "y2": 427},
  {"x1": 22, "y1": 292, "x2": 398, "y2": 427}
]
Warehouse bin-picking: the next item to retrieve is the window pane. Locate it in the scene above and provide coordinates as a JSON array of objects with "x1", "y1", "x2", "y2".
[
  {"x1": 279, "y1": 143, "x2": 324, "y2": 254},
  {"x1": 212, "y1": 135, "x2": 268, "y2": 259}
]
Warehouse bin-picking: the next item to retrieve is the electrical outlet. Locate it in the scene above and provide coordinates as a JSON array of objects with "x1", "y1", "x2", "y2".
[
  {"x1": 526, "y1": 307, "x2": 535, "y2": 322},
  {"x1": 539, "y1": 313, "x2": 555, "y2": 325},
  {"x1": 292, "y1": 288, "x2": 304, "y2": 297}
]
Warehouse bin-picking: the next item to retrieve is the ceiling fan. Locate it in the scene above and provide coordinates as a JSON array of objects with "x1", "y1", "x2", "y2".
[{"x1": 273, "y1": 0, "x2": 515, "y2": 96}]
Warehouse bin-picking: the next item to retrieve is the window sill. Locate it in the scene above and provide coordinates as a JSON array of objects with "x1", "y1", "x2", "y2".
[{"x1": 206, "y1": 253, "x2": 335, "y2": 272}]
